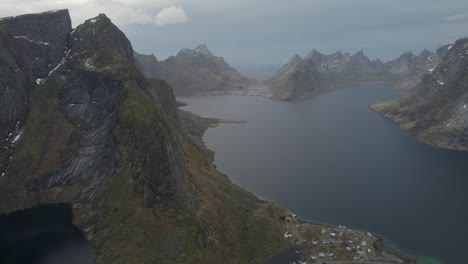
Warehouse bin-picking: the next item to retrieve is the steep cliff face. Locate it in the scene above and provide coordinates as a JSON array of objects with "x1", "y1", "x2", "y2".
[
  {"x1": 0, "y1": 9, "x2": 71, "y2": 179},
  {"x1": 134, "y1": 53, "x2": 159, "y2": 78},
  {"x1": 0, "y1": 10, "x2": 192, "y2": 258},
  {"x1": 1, "y1": 13, "x2": 188, "y2": 210},
  {"x1": 385, "y1": 49, "x2": 441, "y2": 93},
  {"x1": 372, "y1": 37, "x2": 468, "y2": 151},
  {"x1": 267, "y1": 46, "x2": 451, "y2": 100},
  {"x1": 134, "y1": 45, "x2": 248, "y2": 95},
  {"x1": 267, "y1": 50, "x2": 386, "y2": 100},
  {"x1": 0, "y1": 10, "x2": 413, "y2": 264},
  {"x1": 0, "y1": 10, "x2": 290, "y2": 264}
]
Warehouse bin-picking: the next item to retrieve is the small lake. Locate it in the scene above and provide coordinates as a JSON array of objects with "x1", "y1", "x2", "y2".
[
  {"x1": 0, "y1": 204, "x2": 93, "y2": 264},
  {"x1": 180, "y1": 83, "x2": 468, "y2": 264}
]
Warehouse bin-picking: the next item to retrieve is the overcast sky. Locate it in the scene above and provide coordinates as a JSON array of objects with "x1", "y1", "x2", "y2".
[{"x1": 2, "y1": 0, "x2": 468, "y2": 64}]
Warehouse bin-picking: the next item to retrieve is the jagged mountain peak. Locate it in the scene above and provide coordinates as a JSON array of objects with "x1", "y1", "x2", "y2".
[
  {"x1": 351, "y1": 51, "x2": 371, "y2": 62},
  {"x1": 0, "y1": 9, "x2": 72, "y2": 177},
  {"x1": 304, "y1": 49, "x2": 324, "y2": 60},
  {"x1": 289, "y1": 54, "x2": 302, "y2": 63},
  {"x1": 371, "y1": 58, "x2": 386, "y2": 71},
  {"x1": 352, "y1": 50, "x2": 367, "y2": 57},
  {"x1": 178, "y1": 44, "x2": 215, "y2": 58},
  {"x1": 332, "y1": 50, "x2": 343, "y2": 56},
  {"x1": 372, "y1": 36, "x2": 468, "y2": 151},
  {"x1": 351, "y1": 51, "x2": 373, "y2": 67},
  {"x1": 268, "y1": 47, "x2": 389, "y2": 100},
  {"x1": 373, "y1": 58, "x2": 384, "y2": 63},
  {"x1": 194, "y1": 44, "x2": 213, "y2": 55},
  {"x1": 419, "y1": 49, "x2": 434, "y2": 57},
  {"x1": 84, "y1": 13, "x2": 111, "y2": 25},
  {"x1": 134, "y1": 51, "x2": 158, "y2": 62},
  {"x1": 436, "y1": 43, "x2": 453, "y2": 59},
  {"x1": 401, "y1": 51, "x2": 416, "y2": 59},
  {"x1": 69, "y1": 12, "x2": 134, "y2": 63},
  {"x1": 0, "y1": 9, "x2": 71, "y2": 52},
  {"x1": 417, "y1": 49, "x2": 436, "y2": 64},
  {"x1": 136, "y1": 43, "x2": 247, "y2": 95},
  {"x1": 438, "y1": 43, "x2": 453, "y2": 49},
  {"x1": 143, "y1": 52, "x2": 158, "y2": 61},
  {"x1": 273, "y1": 54, "x2": 303, "y2": 78},
  {"x1": 304, "y1": 50, "x2": 353, "y2": 61},
  {"x1": 0, "y1": 9, "x2": 69, "y2": 22}
]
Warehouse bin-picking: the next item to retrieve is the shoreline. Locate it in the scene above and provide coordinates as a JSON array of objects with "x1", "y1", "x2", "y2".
[
  {"x1": 369, "y1": 102, "x2": 468, "y2": 153},
  {"x1": 215, "y1": 118, "x2": 247, "y2": 124},
  {"x1": 260, "y1": 81, "x2": 392, "y2": 102},
  {"x1": 198, "y1": 113, "x2": 415, "y2": 264},
  {"x1": 181, "y1": 84, "x2": 454, "y2": 263},
  {"x1": 176, "y1": 88, "x2": 248, "y2": 97}
]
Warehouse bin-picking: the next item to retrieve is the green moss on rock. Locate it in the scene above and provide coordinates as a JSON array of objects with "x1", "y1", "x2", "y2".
[{"x1": 119, "y1": 83, "x2": 157, "y2": 134}]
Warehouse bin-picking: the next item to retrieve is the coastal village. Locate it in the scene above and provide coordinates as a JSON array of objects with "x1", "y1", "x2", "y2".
[{"x1": 282, "y1": 213, "x2": 411, "y2": 264}]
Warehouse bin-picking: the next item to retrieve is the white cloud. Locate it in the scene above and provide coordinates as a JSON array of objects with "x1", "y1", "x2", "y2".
[
  {"x1": 443, "y1": 12, "x2": 468, "y2": 21},
  {"x1": 154, "y1": 5, "x2": 188, "y2": 26},
  {"x1": 0, "y1": 0, "x2": 190, "y2": 27}
]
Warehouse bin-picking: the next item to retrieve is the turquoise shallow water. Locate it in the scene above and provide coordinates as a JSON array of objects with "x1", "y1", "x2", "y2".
[
  {"x1": 383, "y1": 237, "x2": 445, "y2": 264},
  {"x1": 180, "y1": 83, "x2": 468, "y2": 264}
]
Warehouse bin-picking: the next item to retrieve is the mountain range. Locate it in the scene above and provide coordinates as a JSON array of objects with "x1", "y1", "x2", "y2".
[
  {"x1": 265, "y1": 43, "x2": 468, "y2": 151},
  {"x1": 266, "y1": 50, "x2": 386, "y2": 100},
  {"x1": 266, "y1": 48, "x2": 448, "y2": 100},
  {"x1": 0, "y1": 10, "x2": 286, "y2": 263},
  {"x1": 0, "y1": 10, "x2": 410, "y2": 263},
  {"x1": 134, "y1": 45, "x2": 248, "y2": 95},
  {"x1": 371, "y1": 38, "x2": 468, "y2": 151}
]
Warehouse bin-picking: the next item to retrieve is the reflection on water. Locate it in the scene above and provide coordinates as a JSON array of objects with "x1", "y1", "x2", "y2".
[
  {"x1": 180, "y1": 83, "x2": 468, "y2": 264},
  {"x1": 246, "y1": 85, "x2": 270, "y2": 96},
  {"x1": 266, "y1": 249, "x2": 300, "y2": 264},
  {"x1": 0, "y1": 204, "x2": 93, "y2": 264}
]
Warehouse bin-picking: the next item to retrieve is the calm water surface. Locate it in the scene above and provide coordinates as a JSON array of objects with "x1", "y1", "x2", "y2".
[
  {"x1": 0, "y1": 204, "x2": 93, "y2": 264},
  {"x1": 180, "y1": 83, "x2": 468, "y2": 264}
]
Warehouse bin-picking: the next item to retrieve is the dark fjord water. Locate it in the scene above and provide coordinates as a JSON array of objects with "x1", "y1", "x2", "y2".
[
  {"x1": 0, "y1": 204, "x2": 93, "y2": 264},
  {"x1": 180, "y1": 83, "x2": 468, "y2": 264}
]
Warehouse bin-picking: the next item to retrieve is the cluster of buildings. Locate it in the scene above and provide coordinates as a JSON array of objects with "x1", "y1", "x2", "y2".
[
  {"x1": 310, "y1": 226, "x2": 374, "y2": 262},
  {"x1": 283, "y1": 213, "x2": 378, "y2": 263}
]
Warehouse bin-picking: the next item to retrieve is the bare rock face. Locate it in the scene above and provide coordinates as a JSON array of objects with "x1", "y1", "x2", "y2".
[
  {"x1": 134, "y1": 53, "x2": 159, "y2": 77},
  {"x1": 0, "y1": 9, "x2": 72, "y2": 178},
  {"x1": 372, "y1": 37, "x2": 468, "y2": 151},
  {"x1": 134, "y1": 45, "x2": 248, "y2": 95},
  {"x1": 267, "y1": 50, "x2": 387, "y2": 100},
  {"x1": 385, "y1": 49, "x2": 440, "y2": 93},
  {"x1": 270, "y1": 40, "x2": 468, "y2": 150},
  {"x1": 69, "y1": 14, "x2": 134, "y2": 63},
  {"x1": 16, "y1": 14, "x2": 132, "y2": 200},
  {"x1": 0, "y1": 9, "x2": 71, "y2": 77},
  {"x1": 268, "y1": 46, "x2": 448, "y2": 100},
  {"x1": 0, "y1": 10, "x2": 418, "y2": 264},
  {"x1": 0, "y1": 11, "x2": 291, "y2": 264},
  {"x1": 0, "y1": 11, "x2": 188, "y2": 212}
]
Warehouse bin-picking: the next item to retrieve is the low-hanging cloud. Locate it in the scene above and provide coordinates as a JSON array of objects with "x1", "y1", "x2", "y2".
[{"x1": 154, "y1": 5, "x2": 189, "y2": 26}]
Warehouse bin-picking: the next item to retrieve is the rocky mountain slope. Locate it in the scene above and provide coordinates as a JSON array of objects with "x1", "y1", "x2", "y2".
[
  {"x1": 134, "y1": 45, "x2": 248, "y2": 95},
  {"x1": 0, "y1": 9, "x2": 71, "y2": 178},
  {"x1": 266, "y1": 50, "x2": 387, "y2": 100},
  {"x1": 0, "y1": 10, "x2": 285, "y2": 263},
  {"x1": 372, "y1": 37, "x2": 468, "y2": 151},
  {"x1": 385, "y1": 48, "x2": 449, "y2": 94},
  {"x1": 0, "y1": 10, "x2": 412, "y2": 264},
  {"x1": 267, "y1": 48, "x2": 450, "y2": 100}
]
